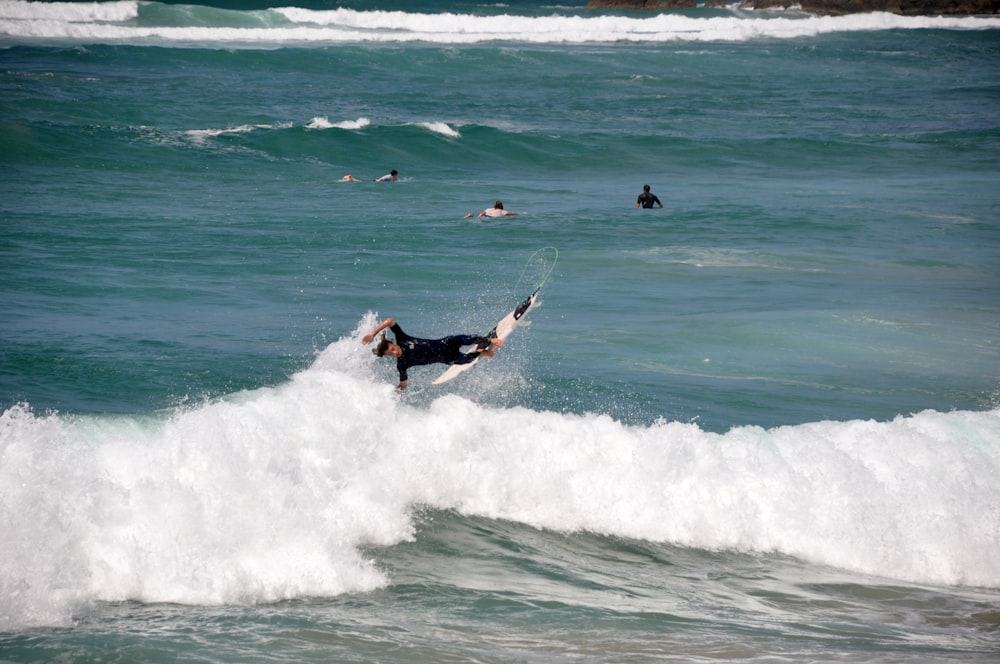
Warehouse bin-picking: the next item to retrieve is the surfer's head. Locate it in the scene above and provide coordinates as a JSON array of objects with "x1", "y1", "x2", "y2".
[
  {"x1": 373, "y1": 333, "x2": 402, "y2": 358},
  {"x1": 493, "y1": 200, "x2": 504, "y2": 209}
]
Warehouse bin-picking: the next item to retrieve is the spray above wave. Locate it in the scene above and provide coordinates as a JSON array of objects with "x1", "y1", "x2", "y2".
[
  {"x1": 2, "y1": 1, "x2": 999, "y2": 47},
  {"x1": 2, "y1": 316, "x2": 999, "y2": 630}
]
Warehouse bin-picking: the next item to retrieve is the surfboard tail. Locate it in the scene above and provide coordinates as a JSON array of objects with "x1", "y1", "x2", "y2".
[{"x1": 513, "y1": 291, "x2": 536, "y2": 321}]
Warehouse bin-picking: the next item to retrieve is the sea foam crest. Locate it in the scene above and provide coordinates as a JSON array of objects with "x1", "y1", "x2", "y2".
[
  {"x1": 306, "y1": 116, "x2": 371, "y2": 130},
  {"x1": 416, "y1": 121, "x2": 461, "y2": 138},
  {"x1": 0, "y1": 0, "x2": 138, "y2": 23},
  {"x1": 2, "y1": 2, "x2": 999, "y2": 46},
  {"x1": 2, "y1": 319, "x2": 999, "y2": 630}
]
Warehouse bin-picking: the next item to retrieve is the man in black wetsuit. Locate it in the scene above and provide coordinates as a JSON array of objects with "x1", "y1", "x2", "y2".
[
  {"x1": 635, "y1": 184, "x2": 664, "y2": 209},
  {"x1": 362, "y1": 317, "x2": 503, "y2": 391}
]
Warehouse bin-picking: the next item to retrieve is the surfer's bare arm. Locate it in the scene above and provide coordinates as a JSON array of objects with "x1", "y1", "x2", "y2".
[
  {"x1": 362, "y1": 317, "x2": 395, "y2": 345},
  {"x1": 397, "y1": 379, "x2": 408, "y2": 391}
]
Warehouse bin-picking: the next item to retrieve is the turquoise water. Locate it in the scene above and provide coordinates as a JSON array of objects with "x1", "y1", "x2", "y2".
[{"x1": 2, "y1": 1, "x2": 999, "y2": 661}]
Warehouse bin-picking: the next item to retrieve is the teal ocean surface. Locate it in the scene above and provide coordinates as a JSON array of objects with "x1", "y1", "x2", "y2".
[{"x1": 2, "y1": 1, "x2": 1000, "y2": 661}]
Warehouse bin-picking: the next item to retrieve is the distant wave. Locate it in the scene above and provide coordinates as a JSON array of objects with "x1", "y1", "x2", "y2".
[
  {"x1": 0, "y1": 0, "x2": 139, "y2": 23},
  {"x1": 415, "y1": 121, "x2": 461, "y2": 138},
  {"x1": 297, "y1": 117, "x2": 460, "y2": 137},
  {"x1": 1, "y1": 1, "x2": 998, "y2": 47},
  {"x1": 305, "y1": 116, "x2": 371, "y2": 130},
  {"x1": 184, "y1": 122, "x2": 291, "y2": 141}
]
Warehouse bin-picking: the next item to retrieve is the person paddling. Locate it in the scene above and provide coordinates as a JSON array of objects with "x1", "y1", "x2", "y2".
[{"x1": 465, "y1": 200, "x2": 518, "y2": 218}]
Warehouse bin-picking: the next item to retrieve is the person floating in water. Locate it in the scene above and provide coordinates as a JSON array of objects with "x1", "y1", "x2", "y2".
[
  {"x1": 340, "y1": 170, "x2": 398, "y2": 182},
  {"x1": 362, "y1": 317, "x2": 503, "y2": 391},
  {"x1": 635, "y1": 184, "x2": 663, "y2": 209},
  {"x1": 465, "y1": 200, "x2": 518, "y2": 218}
]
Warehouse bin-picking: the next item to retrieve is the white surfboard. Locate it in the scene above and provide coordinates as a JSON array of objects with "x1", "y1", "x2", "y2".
[{"x1": 432, "y1": 290, "x2": 539, "y2": 385}]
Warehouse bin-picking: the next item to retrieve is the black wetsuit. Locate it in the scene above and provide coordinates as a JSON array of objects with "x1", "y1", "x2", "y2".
[
  {"x1": 390, "y1": 323, "x2": 490, "y2": 382},
  {"x1": 637, "y1": 191, "x2": 662, "y2": 208}
]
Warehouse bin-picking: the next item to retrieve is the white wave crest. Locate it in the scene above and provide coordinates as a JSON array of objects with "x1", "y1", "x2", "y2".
[
  {"x1": 1, "y1": 2, "x2": 998, "y2": 47},
  {"x1": 306, "y1": 116, "x2": 371, "y2": 130},
  {"x1": 2, "y1": 319, "x2": 999, "y2": 630},
  {"x1": 416, "y1": 121, "x2": 461, "y2": 138},
  {"x1": 0, "y1": 0, "x2": 138, "y2": 23}
]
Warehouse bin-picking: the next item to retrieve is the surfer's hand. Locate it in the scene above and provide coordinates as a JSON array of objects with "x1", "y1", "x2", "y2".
[
  {"x1": 491, "y1": 338, "x2": 504, "y2": 348},
  {"x1": 362, "y1": 317, "x2": 395, "y2": 345}
]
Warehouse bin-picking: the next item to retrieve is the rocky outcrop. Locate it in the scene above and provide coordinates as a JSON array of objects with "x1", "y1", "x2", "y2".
[
  {"x1": 586, "y1": 0, "x2": 1000, "y2": 13},
  {"x1": 586, "y1": 0, "x2": 697, "y2": 9}
]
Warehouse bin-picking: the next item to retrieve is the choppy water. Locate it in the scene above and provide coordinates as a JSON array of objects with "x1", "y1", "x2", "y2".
[{"x1": 2, "y1": 1, "x2": 999, "y2": 661}]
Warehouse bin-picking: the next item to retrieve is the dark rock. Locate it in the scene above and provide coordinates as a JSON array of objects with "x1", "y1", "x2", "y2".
[{"x1": 585, "y1": 0, "x2": 699, "y2": 9}]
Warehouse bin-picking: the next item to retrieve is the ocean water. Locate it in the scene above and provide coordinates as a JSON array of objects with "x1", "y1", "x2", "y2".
[{"x1": 2, "y1": 1, "x2": 1000, "y2": 661}]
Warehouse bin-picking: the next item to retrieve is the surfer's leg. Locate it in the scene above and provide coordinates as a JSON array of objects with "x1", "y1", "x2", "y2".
[
  {"x1": 448, "y1": 351, "x2": 478, "y2": 366},
  {"x1": 441, "y1": 335, "x2": 499, "y2": 365},
  {"x1": 448, "y1": 334, "x2": 485, "y2": 346}
]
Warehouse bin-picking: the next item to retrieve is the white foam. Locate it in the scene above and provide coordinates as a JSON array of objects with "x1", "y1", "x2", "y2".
[
  {"x1": 416, "y1": 121, "x2": 461, "y2": 138},
  {"x1": 2, "y1": 317, "x2": 999, "y2": 630},
  {"x1": 0, "y1": 0, "x2": 138, "y2": 23},
  {"x1": 2, "y1": 2, "x2": 998, "y2": 47},
  {"x1": 182, "y1": 123, "x2": 289, "y2": 145},
  {"x1": 305, "y1": 116, "x2": 370, "y2": 130}
]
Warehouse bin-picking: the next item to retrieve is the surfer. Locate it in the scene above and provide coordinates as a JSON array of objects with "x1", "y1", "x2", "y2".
[
  {"x1": 635, "y1": 184, "x2": 663, "y2": 209},
  {"x1": 362, "y1": 317, "x2": 503, "y2": 391},
  {"x1": 341, "y1": 170, "x2": 397, "y2": 183},
  {"x1": 465, "y1": 200, "x2": 518, "y2": 218}
]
